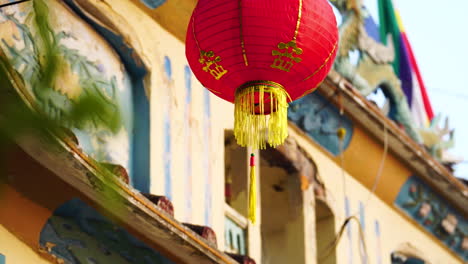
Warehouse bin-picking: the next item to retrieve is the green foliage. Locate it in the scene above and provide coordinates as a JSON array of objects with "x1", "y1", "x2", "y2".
[
  {"x1": 33, "y1": 0, "x2": 60, "y2": 93},
  {"x1": 1, "y1": 0, "x2": 122, "y2": 132},
  {"x1": 0, "y1": 0, "x2": 123, "y2": 199}
]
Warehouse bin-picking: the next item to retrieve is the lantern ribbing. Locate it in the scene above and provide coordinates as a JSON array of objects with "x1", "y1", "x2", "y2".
[
  {"x1": 239, "y1": 0, "x2": 248, "y2": 66},
  {"x1": 186, "y1": 0, "x2": 338, "y2": 149}
]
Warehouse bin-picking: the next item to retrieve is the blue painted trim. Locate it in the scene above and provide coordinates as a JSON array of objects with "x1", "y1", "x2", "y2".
[
  {"x1": 375, "y1": 220, "x2": 382, "y2": 264},
  {"x1": 184, "y1": 65, "x2": 192, "y2": 221},
  {"x1": 132, "y1": 79, "x2": 151, "y2": 193},
  {"x1": 345, "y1": 197, "x2": 351, "y2": 234},
  {"x1": 374, "y1": 220, "x2": 380, "y2": 236},
  {"x1": 163, "y1": 56, "x2": 172, "y2": 200},
  {"x1": 140, "y1": 0, "x2": 167, "y2": 9},
  {"x1": 164, "y1": 114, "x2": 171, "y2": 200},
  {"x1": 203, "y1": 89, "x2": 212, "y2": 226},
  {"x1": 164, "y1": 56, "x2": 172, "y2": 80},
  {"x1": 359, "y1": 201, "x2": 365, "y2": 230},
  {"x1": 64, "y1": 0, "x2": 151, "y2": 193},
  {"x1": 0, "y1": 253, "x2": 5, "y2": 264},
  {"x1": 358, "y1": 201, "x2": 367, "y2": 263}
]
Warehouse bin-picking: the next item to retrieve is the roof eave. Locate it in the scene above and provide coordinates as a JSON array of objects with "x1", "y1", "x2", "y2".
[{"x1": 318, "y1": 70, "x2": 468, "y2": 216}]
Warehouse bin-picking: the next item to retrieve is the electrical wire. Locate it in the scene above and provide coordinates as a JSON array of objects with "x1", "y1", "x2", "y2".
[
  {"x1": 338, "y1": 91, "x2": 348, "y2": 216},
  {"x1": 318, "y1": 215, "x2": 368, "y2": 263},
  {"x1": 320, "y1": 114, "x2": 389, "y2": 264},
  {"x1": 339, "y1": 133, "x2": 347, "y2": 202},
  {"x1": 0, "y1": 0, "x2": 30, "y2": 9},
  {"x1": 360, "y1": 121, "x2": 388, "y2": 211}
]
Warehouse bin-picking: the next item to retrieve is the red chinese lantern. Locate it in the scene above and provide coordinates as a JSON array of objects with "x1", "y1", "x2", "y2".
[{"x1": 186, "y1": 0, "x2": 338, "y2": 149}]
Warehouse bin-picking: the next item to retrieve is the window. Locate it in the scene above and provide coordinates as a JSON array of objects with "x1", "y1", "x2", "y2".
[
  {"x1": 316, "y1": 199, "x2": 337, "y2": 264},
  {"x1": 225, "y1": 205, "x2": 248, "y2": 255},
  {"x1": 224, "y1": 131, "x2": 248, "y2": 255},
  {"x1": 259, "y1": 148, "x2": 306, "y2": 264}
]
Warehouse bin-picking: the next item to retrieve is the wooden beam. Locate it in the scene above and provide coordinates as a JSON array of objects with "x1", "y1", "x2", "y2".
[
  {"x1": 318, "y1": 70, "x2": 468, "y2": 216},
  {"x1": 13, "y1": 134, "x2": 237, "y2": 264}
]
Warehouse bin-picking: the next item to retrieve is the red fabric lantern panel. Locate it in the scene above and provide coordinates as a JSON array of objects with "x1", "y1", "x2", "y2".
[{"x1": 186, "y1": 0, "x2": 338, "y2": 149}]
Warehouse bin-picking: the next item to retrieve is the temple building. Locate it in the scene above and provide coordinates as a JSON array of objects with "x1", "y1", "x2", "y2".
[{"x1": 0, "y1": 0, "x2": 466, "y2": 263}]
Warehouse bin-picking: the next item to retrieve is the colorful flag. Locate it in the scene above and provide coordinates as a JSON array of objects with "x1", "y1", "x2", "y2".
[{"x1": 378, "y1": 0, "x2": 434, "y2": 127}]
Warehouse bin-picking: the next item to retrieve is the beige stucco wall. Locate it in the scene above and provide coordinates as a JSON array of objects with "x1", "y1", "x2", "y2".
[
  {"x1": 105, "y1": 1, "x2": 234, "y2": 250},
  {"x1": 290, "y1": 128, "x2": 462, "y2": 264},
  {"x1": 0, "y1": 225, "x2": 51, "y2": 264}
]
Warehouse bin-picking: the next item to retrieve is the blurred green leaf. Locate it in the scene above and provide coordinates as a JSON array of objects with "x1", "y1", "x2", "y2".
[{"x1": 0, "y1": 0, "x2": 124, "y2": 211}]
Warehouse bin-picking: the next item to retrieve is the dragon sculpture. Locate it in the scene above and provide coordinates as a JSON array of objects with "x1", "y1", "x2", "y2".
[
  {"x1": 330, "y1": 0, "x2": 422, "y2": 143},
  {"x1": 419, "y1": 114, "x2": 462, "y2": 167},
  {"x1": 330, "y1": 0, "x2": 462, "y2": 165}
]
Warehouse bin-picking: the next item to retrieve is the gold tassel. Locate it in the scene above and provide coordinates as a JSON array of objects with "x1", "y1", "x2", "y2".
[
  {"x1": 234, "y1": 81, "x2": 290, "y2": 149},
  {"x1": 248, "y1": 153, "x2": 257, "y2": 224}
]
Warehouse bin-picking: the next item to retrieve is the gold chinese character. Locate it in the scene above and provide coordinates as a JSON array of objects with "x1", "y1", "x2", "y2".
[
  {"x1": 199, "y1": 50, "x2": 228, "y2": 80},
  {"x1": 271, "y1": 40, "x2": 303, "y2": 72}
]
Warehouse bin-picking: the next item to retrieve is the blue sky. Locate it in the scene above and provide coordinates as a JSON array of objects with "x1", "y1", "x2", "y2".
[{"x1": 362, "y1": 0, "x2": 468, "y2": 179}]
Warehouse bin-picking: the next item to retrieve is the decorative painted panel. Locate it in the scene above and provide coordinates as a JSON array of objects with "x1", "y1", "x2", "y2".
[
  {"x1": 39, "y1": 198, "x2": 174, "y2": 264},
  {"x1": 395, "y1": 176, "x2": 468, "y2": 261},
  {"x1": 64, "y1": 0, "x2": 150, "y2": 193},
  {"x1": 0, "y1": 1, "x2": 128, "y2": 170},
  {"x1": 0, "y1": 0, "x2": 151, "y2": 191},
  {"x1": 288, "y1": 93, "x2": 353, "y2": 156}
]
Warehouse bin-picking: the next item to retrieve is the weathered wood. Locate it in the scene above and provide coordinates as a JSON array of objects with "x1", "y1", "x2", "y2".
[
  {"x1": 183, "y1": 223, "x2": 217, "y2": 247},
  {"x1": 61, "y1": 127, "x2": 79, "y2": 145},
  {"x1": 225, "y1": 253, "x2": 256, "y2": 264},
  {"x1": 141, "y1": 194, "x2": 174, "y2": 217},
  {"x1": 13, "y1": 134, "x2": 237, "y2": 264},
  {"x1": 318, "y1": 70, "x2": 468, "y2": 216},
  {"x1": 101, "y1": 163, "x2": 130, "y2": 185}
]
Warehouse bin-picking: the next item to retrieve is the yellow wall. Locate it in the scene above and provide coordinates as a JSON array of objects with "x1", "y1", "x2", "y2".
[
  {"x1": 339, "y1": 125, "x2": 412, "y2": 203},
  {"x1": 290, "y1": 128, "x2": 462, "y2": 264},
  {"x1": 0, "y1": 225, "x2": 51, "y2": 264}
]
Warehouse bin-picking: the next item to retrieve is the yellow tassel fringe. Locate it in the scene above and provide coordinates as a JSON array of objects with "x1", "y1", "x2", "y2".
[{"x1": 234, "y1": 81, "x2": 290, "y2": 149}]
